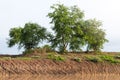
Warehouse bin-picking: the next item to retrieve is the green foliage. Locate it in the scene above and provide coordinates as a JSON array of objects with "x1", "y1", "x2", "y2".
[
  {"x1": 48, "y1": 4, "x2": 108, "y2": 53},
  {"x1": 84, "y1": 19, "x2": 108, "y2": 52},
  {"x1": 8, "y1": 22, "x2": 47, "y2": 52},
  {"x1": 85, "y1": 55, "x2": 120, "y2": 63},
  {"x1": 100, "y1": 55, "x2": 120, "y2": 63},
  {"x1": 48, "y1": 4, "x2": 85, "y2": 53},
  {"x1": 85, "y1": 56, "x2": 103, "y2": 63},
  {"x1": 7, "y1": 27, "x2": 23, "y2": 48},
  {"x1": 100, "y1": 55, "x2": 114, "y2": 61},
  {"x1": 48, "y1": 4, "x2": 72, "y2": 53},
  {"x1": 47, "y1": 53, "x2": 65, "y2": 61},
  {"x1": 21, "y1": 23, "x2": 47, "y2": 50}
]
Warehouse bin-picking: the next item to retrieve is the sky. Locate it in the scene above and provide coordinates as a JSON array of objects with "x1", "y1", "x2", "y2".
[{"x1": 0, "y1": 0, "x2": 120, "y2": 54}]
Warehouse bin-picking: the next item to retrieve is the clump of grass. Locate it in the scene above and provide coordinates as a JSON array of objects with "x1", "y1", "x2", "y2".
[
  {"x1": 0, "y1": 57, "x2": 12, "y2": 60},
  {"x1": 85, "y1": 56, "x2": 103, "y2": 63},
  {"x1": 73, "y1": 57, "x2": 81, "y2": 62},
  {"x1": 47, "y1": 53, "x2": 65, "y2": 61},
  {"x1": 100, "y1": 55, "x2": 120, "y2": 63},
  {"x1": 16, "y1": 57, "x2": 32, "y2": 60},
  {"x1": 31, "y1": 56, "x2": 41, "y2": 59}
]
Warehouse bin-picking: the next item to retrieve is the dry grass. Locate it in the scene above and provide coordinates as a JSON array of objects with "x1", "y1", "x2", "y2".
[{"x1": 0, "y1": 74, "x2": 120, "y2": 80}]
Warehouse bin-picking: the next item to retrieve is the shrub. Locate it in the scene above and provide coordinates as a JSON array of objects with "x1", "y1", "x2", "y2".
[
  {"x1": 100, "y1": 55, "x2": 113, "y2": 61},
  {"x1": 47, "y1": 53, "x2": 65, "y2": 61},
  {"x1": 54, "y1": 55, "x2": 65, "y2": 61},
  {"x1": 85, "y1": 56, "x2": 103, "y2": 63},
  {"x1": 100, "y1": 55, "x2": 120, "y2": 63}
]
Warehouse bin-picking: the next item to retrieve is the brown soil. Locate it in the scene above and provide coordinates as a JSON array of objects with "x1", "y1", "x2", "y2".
[{"x1": 0, "y1": 59, "x2": 120, "y2": 75}]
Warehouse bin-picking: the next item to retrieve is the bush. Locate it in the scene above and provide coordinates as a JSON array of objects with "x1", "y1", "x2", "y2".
[
  {"x1": 85, "y1": 56, "x2": 103, "y2": 63},
  {"x1": 47, "y1": 53, "x2": 65, "y2": 61}
]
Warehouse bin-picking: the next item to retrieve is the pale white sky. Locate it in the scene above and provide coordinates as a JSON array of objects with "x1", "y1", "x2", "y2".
[{"x1": 0, "y1": 0, "x2": 120, "y2": 54}]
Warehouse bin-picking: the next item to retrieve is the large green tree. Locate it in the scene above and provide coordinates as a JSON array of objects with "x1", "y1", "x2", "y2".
[
  {"x1": 8, "y1": 22, "x2": 47, "y2": 51},
  {"x1": 48, "y1": 4, "x2": 84, "y2": 53}
]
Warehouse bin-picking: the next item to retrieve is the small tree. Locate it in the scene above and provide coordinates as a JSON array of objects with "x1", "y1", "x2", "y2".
[
  {"x1": 83, "y1": 19, "x2": 108, "y2": 52},
  {"x1": 8, "y1": 22, "x2": 47, "y2": 52}
]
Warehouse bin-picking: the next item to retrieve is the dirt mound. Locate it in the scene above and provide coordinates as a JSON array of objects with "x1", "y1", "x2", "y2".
[{"x1": 0, "y1": 59, "x2": 120, "y2": 75}]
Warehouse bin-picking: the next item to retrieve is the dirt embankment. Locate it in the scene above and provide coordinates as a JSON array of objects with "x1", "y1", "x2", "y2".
[{"x1": 0, "y1": 59, "x2": 120, "y2": 75}]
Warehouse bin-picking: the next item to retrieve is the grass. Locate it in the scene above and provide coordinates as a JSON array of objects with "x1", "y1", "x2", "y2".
[
  {"x1": 0, "y1": 52, "x2": 120, "y2": 64},
  {"x1": 100, "y1": 55, "x2": 120, "y2": 63},
  {"x1": 15, "y1": 57, "x2": 32, "y2": 60},
  {"x1": 0, "y1": 57, "x2": 33, "y2": 60},
  {"x1": 85, "y1": 56, "x2": 103, "y2": 63},
  {"x1": 0, "y1": 57, "x2": 12, "y2": 60},
  {"x1": 84, "y1": 54, "x2": 120, "y2": 63},
  {"x1": 31, "y1": 56, "x2": 41, "y2": 59},
  {"x1": 47, "y1": 53, "x2": 65, "y2": 61}
]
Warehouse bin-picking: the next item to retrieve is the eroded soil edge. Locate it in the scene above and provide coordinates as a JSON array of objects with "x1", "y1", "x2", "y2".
[{"x1": 0, "y1": 59, "x2": 120, "y2": 75}]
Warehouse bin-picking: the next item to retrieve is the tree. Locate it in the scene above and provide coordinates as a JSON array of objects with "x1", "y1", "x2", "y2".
[
  {"x1": 48, "y1": 4, "x2": 84, "y2": 53},
  {"x1": 83, "y1": 19, "x2": 108, "y2": 52},
  {"x1": 8, "y1": 22, "x2": 47, "y2": 51}
]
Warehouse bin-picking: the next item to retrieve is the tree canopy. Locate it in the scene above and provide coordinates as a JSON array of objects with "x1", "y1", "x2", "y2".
[
  {"x1": 48, "y1": 4, "x2": 85, "y2": 53},
  {"x1": 83, "y1": 19, "x2": 108, "y2": 52},
  {"x1": 48, "y1": 4, "x2": 108, "y2": 53},
  {"x1": 8, "y1": 23, "x2": 47, "y2": 51}
]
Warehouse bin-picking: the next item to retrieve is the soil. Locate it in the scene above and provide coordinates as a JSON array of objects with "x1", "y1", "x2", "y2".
[{"x1": 0, "y1": 59, "x2": 120, "y2": 75}]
